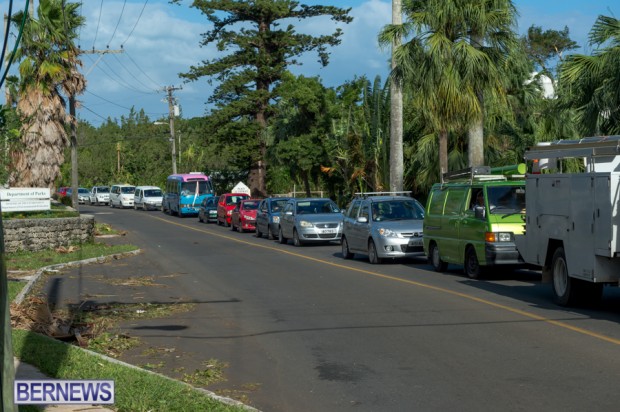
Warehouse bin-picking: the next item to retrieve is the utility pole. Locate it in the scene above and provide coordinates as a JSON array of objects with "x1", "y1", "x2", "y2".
[{"x1": 163, "y1": 85, "x2": 181, "y2": 174}]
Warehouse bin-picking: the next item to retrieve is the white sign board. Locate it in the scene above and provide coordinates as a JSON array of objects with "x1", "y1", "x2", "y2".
[
  {"x1": 231, "y1": 182, "x2": 251, "y2": 195},
  {"x1": 0, "y1": 188, "x2": 51, "y2": 212}
]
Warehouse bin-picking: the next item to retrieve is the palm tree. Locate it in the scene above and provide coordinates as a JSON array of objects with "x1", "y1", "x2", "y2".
[
  {"x1": 8, "y1": 0, "x2": 85, "y2": 189},
  {"x1": 465, "y1": 0, "x2": 518, "y2": 167},
  {"x1": 390, "y1": 0, "x2": 404, "y2": 191},
  {"x1": 559, "y1": 15, "x2": 620, "y2": 135}
]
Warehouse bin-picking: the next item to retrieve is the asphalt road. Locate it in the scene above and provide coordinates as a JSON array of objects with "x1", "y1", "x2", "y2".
[{"x1": 51, "y1": 205, "x2": 620, "y2": 411}]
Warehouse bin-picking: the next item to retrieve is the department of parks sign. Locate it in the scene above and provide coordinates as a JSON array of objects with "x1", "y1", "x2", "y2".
[{"x1": 0, "y1": 188, "x2": 51, "y2": 212}]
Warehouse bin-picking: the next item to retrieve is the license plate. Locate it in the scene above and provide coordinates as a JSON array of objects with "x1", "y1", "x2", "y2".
[{"x1": 321, "y1": 229, "x2": 336, "y2": 234}]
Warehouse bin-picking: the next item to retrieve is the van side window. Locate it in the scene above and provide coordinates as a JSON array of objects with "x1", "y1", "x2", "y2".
[
  {"x1": 348, "y1": 201, "x2": 361, "y2": 218},
  {"x1": 444, "y1": 188, "x2": 466, "y2": 215},
  {"x1": 428, "y1": 189, "x2": 447, "y2": 215},
  {"x1": 359, "y1": 203, "x2": 369, "y2": 221}
]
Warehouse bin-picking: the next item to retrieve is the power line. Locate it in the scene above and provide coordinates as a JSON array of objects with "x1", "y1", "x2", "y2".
[
  {"x1": 123, "y1": 49, "x2": 161, "y2": 89},
  {"x1": 112, "y1": 52, "x2": 158, "y2": 91},
  {"x1": 92, "y1": 0, "x2": 104, "y2": 50},
  {"x1": 121, "y1": 0, "x2": 149, "y2": 47},
  {"x1": 106, "y1": 0, "x2": 127, "y2": 47}
]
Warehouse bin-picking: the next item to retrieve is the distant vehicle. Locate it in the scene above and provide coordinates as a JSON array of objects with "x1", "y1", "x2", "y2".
[
  {"x1": 217, "y1": 193, "x2": 250, "y2": 227},
  {"x1": 341, "y1": 192, "x2": 425, "y2": 264},
  {"x1": 231, "y1": 199, "x2": 260, "y2": 232},
  {"x1": 198, "y1": 195, "x2": 220, "y2": 223},
  {"x1": 76, "y1": 188, "x2": 91, "y2": 204},
  {"x1": 278, "y1": 198, "x2": 343, "y2": 246},
  {"x1": 88, "y1": 186, "x2": 110, "y2": 205},
  {"x1": 162, "y1": 173, "x2": 214, "y2": 217},
  {"x1": 134, "y1": 186, "x2": 163, "y2": 211},
  {"x1": 256, "y1": 197, "x2": 290, "y2": 240},
  {"x1": 110, "y1": 184, "x2": 136, "y2": 208},
  {"x1": 56, "y1": 187, "x2": 69, "y2": 198}
]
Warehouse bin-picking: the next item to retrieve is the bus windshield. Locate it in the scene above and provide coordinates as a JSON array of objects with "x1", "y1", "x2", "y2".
[{"x1": 181, "y1": 181, "x2": 213, "y2": 196}]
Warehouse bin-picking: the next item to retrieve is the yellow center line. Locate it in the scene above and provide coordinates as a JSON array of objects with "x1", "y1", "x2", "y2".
[{"x1": 149, "y1": 214, "x2": 620, "y2": 346}]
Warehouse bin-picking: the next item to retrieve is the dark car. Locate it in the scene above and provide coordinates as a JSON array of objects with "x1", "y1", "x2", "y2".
[
  {"x1": 231, "y1": 199, "x2": 260, "y2": 232},
  {"x1": 256, "y1": 197, "x2": 290, "y2": 240},
  {"x1": 198, "y1": 195, "x2": 220, "y2": 223}
]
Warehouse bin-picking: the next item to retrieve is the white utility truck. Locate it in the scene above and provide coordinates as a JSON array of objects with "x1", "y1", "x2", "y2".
[{"x1": 515, "y1": 137, "x2": 620, "y2": 305}]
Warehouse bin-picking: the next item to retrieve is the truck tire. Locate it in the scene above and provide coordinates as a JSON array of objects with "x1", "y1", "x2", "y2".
[
  {"x1": 552, "y1": 247, "x2": 575, "y2": 306},
  {"x1": 429, "y1": 242, "x2": 448, "y2": 272},
  {"x1": 464, "y1": 246, "x2": 482, "y2": 279}
]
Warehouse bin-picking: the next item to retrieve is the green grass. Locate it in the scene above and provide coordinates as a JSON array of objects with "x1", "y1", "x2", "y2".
[
  {"x1": 2, "y1": 204, "x2": 79, "y2": 219},
  {"x1": 8, "y1": 280, "x2": 24, "y2": 302},
  {"x1": 12, "y1": 330, "x2": 245, "y2": 412},
  {"x1": 6, "y1": 242, "x2": 138, "y2": 271}
]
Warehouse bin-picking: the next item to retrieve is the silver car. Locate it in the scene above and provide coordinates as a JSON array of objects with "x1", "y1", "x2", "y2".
[
  {"x1": 278, "y1": 198, "x2": 343, "y2": 246},
  {"x1": 341, "y1": 194, "x2": 425, "y2": 264}
]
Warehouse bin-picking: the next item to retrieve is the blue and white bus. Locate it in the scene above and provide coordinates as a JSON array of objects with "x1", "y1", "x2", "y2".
[{"x1": 162, "y1": 172, "x2": 214, "y2": 217}]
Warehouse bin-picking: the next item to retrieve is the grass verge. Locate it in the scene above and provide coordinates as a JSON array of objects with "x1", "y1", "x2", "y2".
[
  {"x1": 12, "y1": 330, "x2": 245, "y2": 412},
  {"x1": 6, "y1": 242, "x2": 138, "y2": 271}
]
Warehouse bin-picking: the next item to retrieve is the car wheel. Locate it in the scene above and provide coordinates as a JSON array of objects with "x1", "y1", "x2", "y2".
[
  {"x1": 278, "y1": 227, "x2": 287, "y2": 244},
  {"x1": 368, "y1": 240, "x2": 382, "y2": 264},
  {"x1": 256, "y1": 225, "x2": 263, "y2": 238},
  {"x1": 133, "y1": 203, "x2": 137, "y2": 210},
  {"x1": 341, "y1": 236, "x2": 353, "y2": 259},
  {"x1": 293, "y1": 229, "x2": 303, "y2": 247},
  {"x1": 231, "y1": 220, "x2": 236, "y2": 231},
  {"x1": 143, "y1": 203, "x2": 147, "y2": 211},
  {"x1": 429, "y1": 242, "x2": 448, "y2": 272},
  {"x1": 198, "y1": 214, "x2": 204, "y2": 223},
  {"x1": 267, "y1": 226, "x2": 275, "y2": 240},
  {"x1": 464, "y1": 246, "x2": 482, "y2": 279}
]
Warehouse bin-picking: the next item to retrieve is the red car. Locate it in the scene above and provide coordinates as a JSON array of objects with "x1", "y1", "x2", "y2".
[
  {"x1": 231, "y1": 199, "x2": 260, "y2": 232},
  {"x1": 56, "y1": 187, "x2": 69, "y2": 197},
  {"x1": 217, "y1": 193, "x2": 250, "y2": 226}
]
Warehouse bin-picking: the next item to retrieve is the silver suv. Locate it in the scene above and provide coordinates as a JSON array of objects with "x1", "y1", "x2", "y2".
[{"x1": 341, "y1": 193, "x2": 425, "y2": 264}]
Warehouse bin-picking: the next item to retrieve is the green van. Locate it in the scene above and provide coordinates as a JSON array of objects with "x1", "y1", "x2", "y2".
[{"x1": 423, "y1": 165, "x2": 526, "y2": 278}]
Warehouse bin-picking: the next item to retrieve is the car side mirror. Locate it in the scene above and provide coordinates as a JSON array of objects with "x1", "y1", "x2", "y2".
[{"x1": 357, "y1": 216, "x2": 368, "y2": 223}]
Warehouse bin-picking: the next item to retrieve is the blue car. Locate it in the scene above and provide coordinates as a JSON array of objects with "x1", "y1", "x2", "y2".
[{"x1": 255, "y1": 197, "x2": 290, "y2": 240}]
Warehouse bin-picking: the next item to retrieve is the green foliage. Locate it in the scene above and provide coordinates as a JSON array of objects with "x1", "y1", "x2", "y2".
[{"x1": 522, "y1": 25, "x2": 578, "y2": 79}]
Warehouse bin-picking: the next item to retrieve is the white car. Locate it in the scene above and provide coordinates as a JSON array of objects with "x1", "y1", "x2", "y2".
[
  {"x1": 88, "y1": 186, "x2": 110, "y2": 205},
  {"x1": 134, "y1": 186, "x2": 163, "y2": 211},
  {"x1": 110, "y1": 184, "x2": 136, "y2": 208}
]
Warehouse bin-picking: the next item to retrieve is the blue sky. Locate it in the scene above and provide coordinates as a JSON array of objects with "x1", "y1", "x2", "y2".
[{"x1": 0, "y1": 0, "x2": 616, "y2": 126}]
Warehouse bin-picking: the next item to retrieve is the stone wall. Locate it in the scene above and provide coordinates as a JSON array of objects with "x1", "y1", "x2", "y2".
[{"x1": 2, "y1": 215, "x2": 95, "y2": 253}]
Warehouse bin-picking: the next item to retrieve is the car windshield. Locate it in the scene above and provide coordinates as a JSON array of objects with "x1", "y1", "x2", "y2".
[
  {"x1": 96, "y1": 187, "x2": 109, "y2": 193},
  {"x1": 371, "y1": 200, "x2": 425, "y2": 221},
  {"x1": 227, "y1": 195, "x2": 248, "y2": 205},
  {"x1": 144, "y1": 189, "x2": 162, "y2": 197},
  {"x1": 241, "y1": 201, "x2": 259, "y2": 210},
  {"x1": 121, "y1": 187, "x2": 135, "y2": 194},
  {"x1": 487, "y1": 186, "x2": 526, "y2": 214},
  {"x1": 296, "y1": 200, "x2": 339, "y2": 214},
  {"x1": 78, "y1": 188, "x2": 89, "y2": 194},
  {"x1": 270, "y1": 199, "x2": 288, "y2": 212},
  {"x1": 181, "y1": 180, "x2": 214, "y2": 196}
]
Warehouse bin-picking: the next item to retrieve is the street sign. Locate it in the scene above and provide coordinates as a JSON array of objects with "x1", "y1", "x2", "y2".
[{"x1": 0, "y1": 188, "x2": 51, "y2": 212}]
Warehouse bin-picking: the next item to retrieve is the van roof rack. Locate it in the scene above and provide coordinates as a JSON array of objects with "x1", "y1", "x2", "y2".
[
  {"x1": 442, "y1": 164, "x2": 526, "y2": 183},
  {"x1": 354, "y1": 191, "x2": 412, "y2": 198},
  {"x1": 442, "y1": 166, "x2": 492, "y2": 182}
]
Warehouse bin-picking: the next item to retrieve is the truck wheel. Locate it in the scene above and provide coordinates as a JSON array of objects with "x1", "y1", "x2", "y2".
[
  {"x1": 552, "y1": 247, "x2": 575, "y2": 306},
  {"x1": 368, "y1": 240, "x2": 383, "y2": 264},
  {"x1": 341, "y1": 236, "x2": 353, "y2": 259},
  {"x1": 429, "y1": 242, "x2": 448, "y2": 272},
  {"x1": 464, "y1": 246, "x2": 482, "y2": 279}
]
